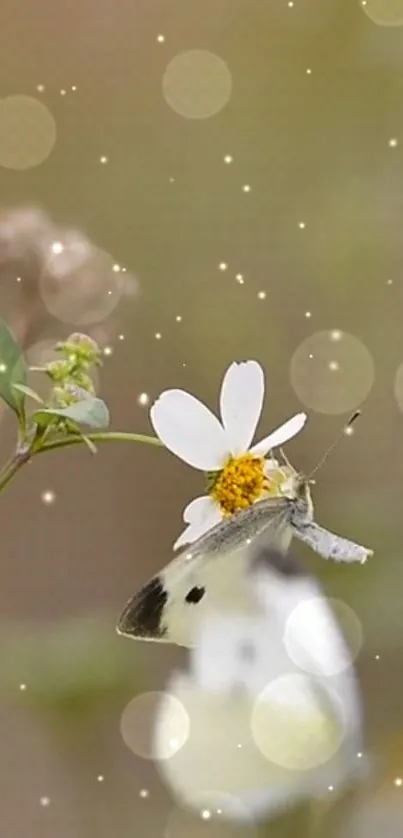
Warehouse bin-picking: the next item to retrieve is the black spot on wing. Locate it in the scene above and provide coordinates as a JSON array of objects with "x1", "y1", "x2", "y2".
[
  {"x1": 116, "y1": 576, "x2": 168, "y2": 639},
  {"x1": 237, "y1": 640, "x2": 257, "y2": 663},
  {"x1": 251, "y1": 547, "x2": 307, "y2": 578},
  {"x1": 185, "y1": 586, "x2": 205, "y2": 604}
]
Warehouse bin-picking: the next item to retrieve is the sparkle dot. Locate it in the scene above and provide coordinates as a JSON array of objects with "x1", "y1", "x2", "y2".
[
  {"x1": 155, "y1": 332, "x2": 162, "y2": 340},
  {"x1": 306, "y1": 68, "x2": 312, "y2": 75},
  {"x1": 60, "y1": 89, "x2": 66, "y2": 96},
  {"x1": 328, "y1": 785, "x2": 334, "y2": 792},
  {"x1": 138, "y1": 393, "x2": 150, "y2": 406},
  {"x1": 0, "y1": 363, "x2": 7, "y2": 373},
  {"x1": 375, "y1": 654, "x2": 380, "y2": 660},
  {"x1": 19, "y1": 683, "x2": 27, "y2": 691},
  {"x1": 305, "y1": 311, "x2": 312, "y2": 318},
  {"x1": 242, "y1": 184, "x2": 251, "y2": 192},
  {"x1": 387, "y1": 279, "x2": 393, "y2": 285},
  {"x1": 389, "y1": 138, "x2": 398, "y2": 148},
  {"x1": 344, "y1": 425, "x2": 354, "y2": 436},
  {"x1": 175, "y1": 315, "x2": 182, "y2": 322},
  {"x1": 219, "y1": 262, "x2": 228, "y2": 271},
  {"x1": 16, "y1": 276, "x2": 22, "y2": 283},
  {"x1": 118, "y1": 334, "x2": 125, "y2": 341},
  {"x1": 169, "y1": 176, "x2": 175, "y2": 182},
  {"x1": 298, "y1": 221, "x2": 306, "y2": 229},
  {"x1": 51, "y1": 241, "x2": 64, "y2": 254},
  {"x1": 288, "y1": 1, "x2": 294, "y2": 6},
  {"x1": 157, "y1": 34, "x2": 165, "y2": 42},
  {"x1": 224, "y1": 154, "x2": 233, "y2": 163},
  {"x1": 139, "y1": 789, "x2": 149, "y2": 799},
  {"x1": 97, "y1": 775, "x2": 104, "y2": 783},
  {"x1": 328, "y1": 360, "x2": 339, "y2": 371},
  {"x1": 201, "y1": 810, "x2": 212, "y2": 820},
  {"x1": 71, "y1": 86, "x2": 77, "y2": 91},
  {"x1": 100, "y1": 156, "x2": 109, "y2": 164},
  {"x1": 235, "y1": 273, "x2": 244, "y2": 284},
  {"x1": 112, "y1": 263, "x2": 121, "y2": 273},
  {"x1": 41, "y1": 490, "x2": 56, "y2": 505},
  {"x1": 357, "y1": 752, "x2": 363, "y2": 758},
  {"x1": 257, "y1": 291, "x2": 266, "y2": 300},
  {"x1": 394, "y1": 778, "x2": 403, "y2": 787},
  {"x1": 330, "y1": 329, "x2": 342, "y2": 341},
  {"x1": 40, "y1": 797, "x2": 50, "y2": 807},
  {"x1": 103, "y1": 346, "x2": 113, "y2": 357},
  {"x1": 36, "y1": 84, "x2": 45, "y2": 93}
]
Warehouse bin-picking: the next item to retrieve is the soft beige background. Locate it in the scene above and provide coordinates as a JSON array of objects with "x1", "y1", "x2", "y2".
[{"x1": 1, "y1": 1, "x2": 403, "y2": 836}]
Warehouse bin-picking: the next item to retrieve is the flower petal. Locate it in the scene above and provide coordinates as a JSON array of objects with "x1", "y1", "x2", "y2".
[
  {"x1": 220, "y1": 360, "x2": 264, "y2": 455},
  {"x1": 182, "y1": 495, "x2": 213, "y2": 524},
  {"x1": 150, "y1": 390, "x2": 229, "y2": 470},
  {"x1": 250, "y1": 412, "x2": 307, "y2": 456},
  {"x1": 174, "y1": 498, "x2": 222, "y2": 550}
]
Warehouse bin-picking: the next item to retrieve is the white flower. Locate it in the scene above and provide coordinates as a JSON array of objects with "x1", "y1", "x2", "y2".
[{"x1": 150, "y1": 360, "x2": 307, "y2": 549}]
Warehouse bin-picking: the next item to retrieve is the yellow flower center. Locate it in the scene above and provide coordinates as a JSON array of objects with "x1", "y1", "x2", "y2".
[
  {"x1": 209, "y1": 457, "x2": 297, "y2": 516},
  {"x1": 210, "y1": 453, "x2": 267, "y2": 516}
]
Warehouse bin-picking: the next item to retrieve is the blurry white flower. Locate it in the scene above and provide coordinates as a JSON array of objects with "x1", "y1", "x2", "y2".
[
  {"x1": 153, "y1": 546, "x2": 363, "y2": 825},
  {"x1": 150, "y1": 361, "x2": 307, "y2": 548}
]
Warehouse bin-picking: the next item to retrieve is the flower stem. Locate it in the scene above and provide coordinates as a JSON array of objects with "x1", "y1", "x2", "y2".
[
  {"x1": 0, "y1": 454, "x2": 26, "y2": 495},
  {"x1": 0, "y1": 431, "x2": 163, "y2": 496},
  {"x1": 36, "y1": 431, "x2": 163, "y2": 455}
]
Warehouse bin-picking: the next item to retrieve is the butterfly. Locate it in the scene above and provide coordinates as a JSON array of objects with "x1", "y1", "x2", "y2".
[
  {"x1": 153, "y1": 543, "x2": 365, "y2": 823},
  {"x1": 117, "y1": 469, "x2": 372, "y2": 648}
]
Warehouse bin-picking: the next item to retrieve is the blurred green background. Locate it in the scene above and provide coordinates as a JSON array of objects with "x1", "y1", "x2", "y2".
[{"x1": 1, "y1": 0, "x2": 403, "y2": 835}]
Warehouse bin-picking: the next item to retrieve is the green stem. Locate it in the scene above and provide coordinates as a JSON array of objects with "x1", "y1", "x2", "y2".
[
  {"x1": 36, "y1": 431, "x2": 163, "y2": 455},
  {"x1": 0, "y1": 455, "x2": 26, "y2": 495},
  {"x1": 0, "y1": 431, "x2": 163, "y2": 496}
]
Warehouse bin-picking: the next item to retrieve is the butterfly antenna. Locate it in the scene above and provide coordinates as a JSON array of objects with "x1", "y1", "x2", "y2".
[{"x1": 307, "y1": 410, "x2": 361, "y2": 480}]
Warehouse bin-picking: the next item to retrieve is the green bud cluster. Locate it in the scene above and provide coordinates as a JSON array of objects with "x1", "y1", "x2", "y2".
[
  {"x1": 55, "y1": 333, "x2": 102, "y2": 369},
  {"x1": 42, "y1": 333, "x2": 101, "y2": 409}
]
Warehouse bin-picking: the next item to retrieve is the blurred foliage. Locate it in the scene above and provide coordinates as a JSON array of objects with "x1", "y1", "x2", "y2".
[{"x1": 0, "y1": 614, "x2": 146, "y2": 720}]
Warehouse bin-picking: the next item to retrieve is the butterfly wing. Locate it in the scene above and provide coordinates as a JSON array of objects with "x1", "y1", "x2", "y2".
[
  {"x1": 293, "y1": 521, "x2": 373, "y2": 564},
  {"x1": 154, "y1": 546, "x2": 363, "y2": 823},
  {"x1": 117, "y1": 496, "x2": 292, "y2": 647}
]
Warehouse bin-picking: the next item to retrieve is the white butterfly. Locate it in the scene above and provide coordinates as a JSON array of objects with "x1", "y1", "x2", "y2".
[
  {"x1": 117, "y1": 472, "x2": 372, "y2": 648},
  {"x1": 152, "y1": 544, "x2": 365, "y2": 824}
]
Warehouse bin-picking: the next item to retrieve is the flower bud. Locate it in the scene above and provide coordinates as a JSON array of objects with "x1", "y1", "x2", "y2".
[{"x1": 56, "y1": 333, "x2": 102, "y2": 367}]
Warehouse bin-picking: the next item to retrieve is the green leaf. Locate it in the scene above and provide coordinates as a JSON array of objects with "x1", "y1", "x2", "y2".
[
  {"x1": 13, "y1": 383, "x2": 44, "y2": 404},
  {"x1": 33, "y1": 398, "x2": 110, "y2": 430},
  {"x1": 0, "y1": 317, "x2": 27, "y2": 417}
]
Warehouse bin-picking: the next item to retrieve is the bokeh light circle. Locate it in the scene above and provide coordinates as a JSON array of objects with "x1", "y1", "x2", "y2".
[
  {"x1": 0, "y1": 95, "x2": 56, "y2": 170},
  {"x1": 284, "y1": 597, "x2": 363, "y2": 676},
  {"x1": 162, "y1": 50, "x2": 232, "y2": 119},
  {"x1": 165, "y1": 793, "x2": 258, "y2": 837},
  {"x1": 360, "y1": 0, "x2": 403, "y2": 26},
  {"x1": 393, "y1": 362, "x2": 403, "y2": 413},
  {"x1": 40, "y1": 244, "x2": 125, "y2": 325},
  {"x1": 290, "y1": 330, "x2": 374, "y2": 414},
  {"x1": 120, "y1": 691, "x2": 190, "y2": 761},
  {"x1": 250, "y1": 674, "x2": 344, "y2": 770}
]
